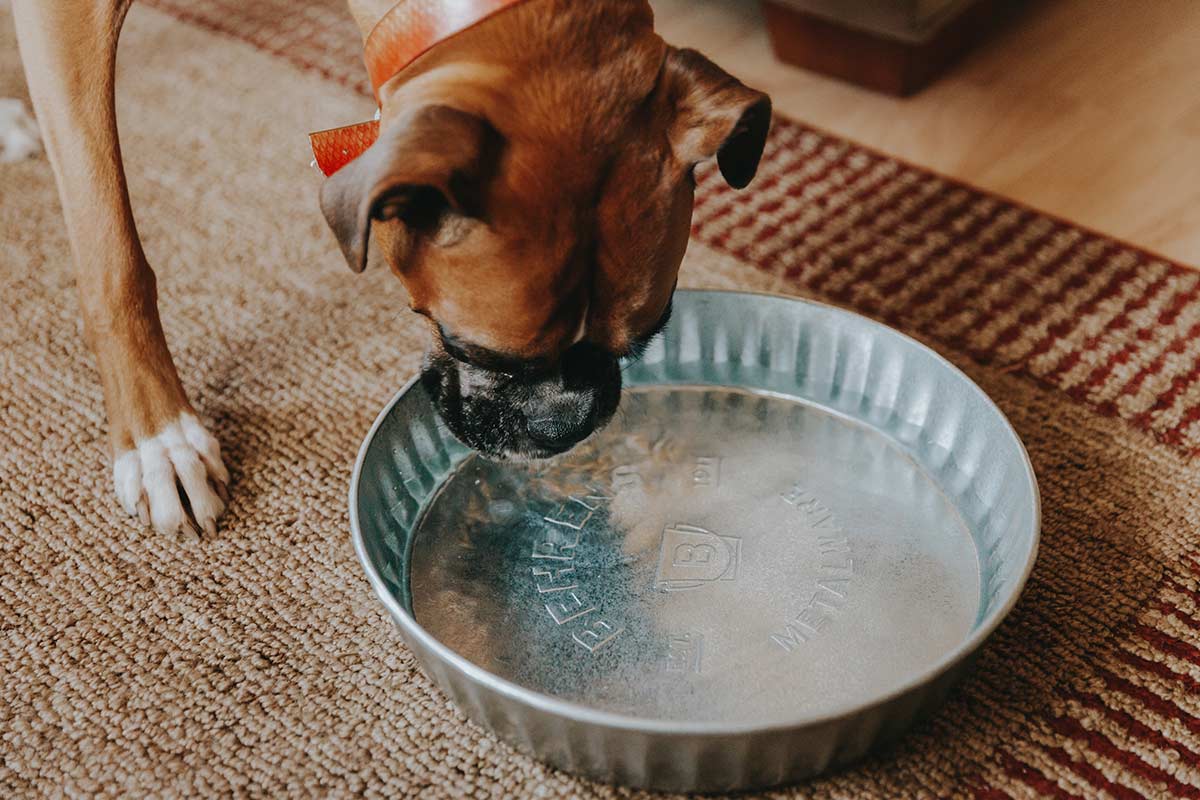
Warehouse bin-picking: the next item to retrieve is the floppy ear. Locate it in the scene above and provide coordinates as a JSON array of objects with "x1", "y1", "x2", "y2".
[
  {"x1": 319, "y1": 105, "x2": 499, "y2": 273},
  {"x1": 664, "y1": 47, "x2": 772, "y2": 189}
]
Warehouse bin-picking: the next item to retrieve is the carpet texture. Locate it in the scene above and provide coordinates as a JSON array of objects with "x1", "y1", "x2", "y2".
[{"x1": 2, "y1": 3, "x2": 1199, "y2": 797}]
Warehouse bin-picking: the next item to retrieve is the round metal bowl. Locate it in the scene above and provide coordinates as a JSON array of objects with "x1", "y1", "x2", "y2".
[{"x1": 350, "y1": 289, "x2": 1040, "y2": 792}]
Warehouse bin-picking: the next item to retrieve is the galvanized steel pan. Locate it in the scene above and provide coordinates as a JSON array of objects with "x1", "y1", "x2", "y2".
[{"x1": 350, "y1": 289, "x2": 1040, "y2": 792}]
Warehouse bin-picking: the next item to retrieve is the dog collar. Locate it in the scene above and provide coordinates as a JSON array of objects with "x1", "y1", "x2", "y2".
[{"x1": 309, "y1": 0, "x2": 530, "y2": 176}]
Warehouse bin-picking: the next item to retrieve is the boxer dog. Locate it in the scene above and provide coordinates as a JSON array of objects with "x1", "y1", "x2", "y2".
[{"x1": 8, "y1": 0, "x2": 770, "y2": 537}]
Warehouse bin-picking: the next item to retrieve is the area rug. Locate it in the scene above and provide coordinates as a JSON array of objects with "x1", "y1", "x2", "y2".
[{"x1": 2, "y1": 3, "x2": 1198, "y2": 797}]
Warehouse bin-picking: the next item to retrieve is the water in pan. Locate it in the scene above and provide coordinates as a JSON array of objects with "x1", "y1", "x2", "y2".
[{"x1": 409, "y1": 385, "x2": 981, "y2": 724}]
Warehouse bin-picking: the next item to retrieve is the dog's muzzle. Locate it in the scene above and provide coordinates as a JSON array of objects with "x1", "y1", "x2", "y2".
[{"x1": 420, "y1": 342, "x2": 621, "y2": 459}]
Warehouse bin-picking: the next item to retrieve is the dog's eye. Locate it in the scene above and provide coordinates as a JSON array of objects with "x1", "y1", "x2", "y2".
[
  {"x1": 373, "y1": 185, "x2": 449, "y2": 231},
  {"x1": 373, "y1": 196, "x2": 407, "y2": 222}
]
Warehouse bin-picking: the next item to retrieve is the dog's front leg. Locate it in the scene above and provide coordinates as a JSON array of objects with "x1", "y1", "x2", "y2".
[{"x1": 12, "y1": 0, "x2": 228, "y2": 537}]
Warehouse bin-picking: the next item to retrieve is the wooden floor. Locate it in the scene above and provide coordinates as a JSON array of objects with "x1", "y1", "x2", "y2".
[{"x1": 651, "y1": 0, "x2": 1200, "y2": 267}]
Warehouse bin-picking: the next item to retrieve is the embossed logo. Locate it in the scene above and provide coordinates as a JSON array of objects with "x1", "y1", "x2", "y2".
[{"x1": 654, "y1": 523, "x2": 741, "y2": 592}]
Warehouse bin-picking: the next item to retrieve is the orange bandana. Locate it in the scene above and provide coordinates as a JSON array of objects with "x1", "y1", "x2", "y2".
[{"x1": 309, "y1": 0, "x2": 529, "y2": 176}]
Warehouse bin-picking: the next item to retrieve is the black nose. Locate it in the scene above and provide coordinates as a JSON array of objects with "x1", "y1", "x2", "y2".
[
  {"x1": 525, "y1": 391, "x2": 599, "y2": 450},
  {"x1": 523, "y1": 344, "x2": 615, "y2": 450},
  {"x1": 423, "y1": 339, "x2": 621, "y2": 459}
]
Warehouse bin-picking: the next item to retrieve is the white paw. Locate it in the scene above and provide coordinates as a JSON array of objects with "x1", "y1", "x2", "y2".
[
  {"x1": 0, "y1": 98, "x2": 42, "y2": 163},
  {"x1": 113, "y1": 413, "x2": 230, "y2": 539}
]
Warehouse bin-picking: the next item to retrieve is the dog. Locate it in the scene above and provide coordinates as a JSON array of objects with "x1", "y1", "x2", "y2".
[{"x1": 8, "y1": 0, "x2": 770, "y2": 537}]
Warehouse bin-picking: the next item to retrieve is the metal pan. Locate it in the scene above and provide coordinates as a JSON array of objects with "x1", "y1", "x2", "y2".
[{"x1": 350, "y1": 289, "x2": 1040, "y2": 792}]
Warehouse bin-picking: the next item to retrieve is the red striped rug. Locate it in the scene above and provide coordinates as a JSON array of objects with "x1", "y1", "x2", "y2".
[{"x1": 64, "y1": 1, "x2": 1200, "y2": 796}]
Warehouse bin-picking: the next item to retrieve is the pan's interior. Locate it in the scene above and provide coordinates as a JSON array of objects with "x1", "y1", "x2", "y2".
[{"x1": 353, "y1": 291, "x2": 1039, "y2": 724}]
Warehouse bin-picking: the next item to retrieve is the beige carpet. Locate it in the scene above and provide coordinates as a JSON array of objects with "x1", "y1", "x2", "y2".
[{"x1": 3, "y1": 4, "x2": 1199, "y2": 798}]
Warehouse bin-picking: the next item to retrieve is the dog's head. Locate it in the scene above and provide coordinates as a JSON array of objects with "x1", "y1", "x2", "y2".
[{"x1": 320, "y1": 30, "x2": 769, "y2": 459}]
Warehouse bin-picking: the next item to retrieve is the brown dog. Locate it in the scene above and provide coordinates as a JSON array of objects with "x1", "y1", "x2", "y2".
[{"x1": 10, "y1": 0, "x2": 770, "y2": 537}]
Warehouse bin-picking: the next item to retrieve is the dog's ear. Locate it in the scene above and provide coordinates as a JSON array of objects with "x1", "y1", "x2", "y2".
[
  {"x1": 319, "y1": 105, "x2": 499, "y2": 273},
  {"x1": 664, "y1": 47, "x2": 772, "y2": 189}
]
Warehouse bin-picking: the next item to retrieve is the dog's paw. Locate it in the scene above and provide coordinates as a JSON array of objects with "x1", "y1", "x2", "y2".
[
  {"x1": 113, "y1": 414, "x2": 230, "y2": 540},
  {"x1": 0, "y1": 98, "x2": 42, "y2": 163}
]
